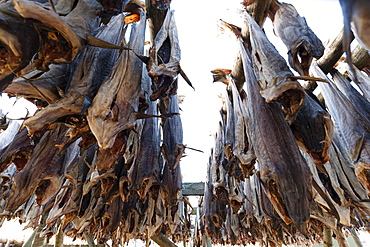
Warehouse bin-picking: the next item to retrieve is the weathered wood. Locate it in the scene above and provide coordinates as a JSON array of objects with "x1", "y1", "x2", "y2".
[
  {"x1": 182, "y1": 182, "x2": 204, "y2": 196},
  {"x1": 352, "y1": 45, "x2": 370, "y2": 70},
  {"x1": 150, "y1": 233, "x2": 177, "y2": 247},
  {"x1": 83, "y1": 233, "x2": 95, "y2": 247},
  {"x1": 323, "y1": 226, "x2": 333, "y2": 247}
]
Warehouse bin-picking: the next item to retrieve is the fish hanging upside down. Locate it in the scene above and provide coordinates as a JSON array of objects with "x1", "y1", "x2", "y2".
[{"x1": 339, "y1": 0, "x2": 370, "y2": 51}]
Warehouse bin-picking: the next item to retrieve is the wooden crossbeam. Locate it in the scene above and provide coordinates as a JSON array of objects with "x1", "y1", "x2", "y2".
[{"x1": 182, "y1": 182, "x2": 205, "y2": 196}]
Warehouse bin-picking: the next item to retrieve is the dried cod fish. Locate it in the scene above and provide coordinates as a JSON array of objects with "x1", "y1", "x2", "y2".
[
  {"x1": 346, "y1": 64, "x2": 370, "y2": 101},
  {"x1": 128, "y1": 99, "x2": 161, "y2": 199},
  {"x1": 147, "y1": 10, "x2": 181, "y2": 100},
  {"x1": 87, "y1": 12, "x2": 146, "y2": 149},
  {"x1": 0, "y1": 127, "x2": 34, "y2": 173},
  {"x1": 161, "y1": 94, "x2": 184, "y2": 171},
  {"x1": 0, "y1": 0, "x2": 39, "y2": 91},
  {"x1": 6, "y1": 124, "x2": 70, "y2": 211},
  {"x1": 239, "y1": 28, "x2": 312, "y2": 224},
  {"x1": 269, "y1": 1, "x2": 324, "y2": 76},
  {"x1": 311, "y1": 62, "x2": 370, "y2": 193},
  {"x1": 4, "y1": 64, "x2": 69, "y2": 103},
  {"x1": 244, "y1": 14, "x2": 305, "y2": 122},
  {"x1": 339, "y1": 0, "x2": 370, "y2": 53},
  {"x1": 339, "y1": 0, "x2": 370, "y2": 84},
  {"x1": 13, "y1": 0, "x2": 83, "y2": 71},
  {"x1": 290, "y1": 90, "x2": 333, "y2": 165},
  {"x1": 331, "y1": 68, "x2": 370, "y2": 118},
  {"x1": 24, "y1": 13, "x2": 126, "y2": 134}
]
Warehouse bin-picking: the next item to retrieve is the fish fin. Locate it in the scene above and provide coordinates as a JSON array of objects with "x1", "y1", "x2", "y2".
[
  {"x1": 134, "y1": 54, "x2": 150, "y2": 64},
  {"x1": 352, "y1": 134, "x2": 365, "y2": 162},
  {"x1": 81, "y1": 97, "x2": 91, "y2": 114},
  {"x1": 86, "y1": 33, "x2": 131, "y2": 50},
  {"x1": 179, "y1": 66, "x2": 194, "y2": 90}
]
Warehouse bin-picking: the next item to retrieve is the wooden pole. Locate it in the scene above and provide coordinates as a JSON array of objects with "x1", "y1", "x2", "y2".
[
  {"x1": 323, "y1": 226, "x2": 333, "y2": 247},
  {"x1": 150, "y1": 233, "x2": 177, "y2": 247},
  {"x1": 83, "y1": 233, "x2": 96, "y2": 247},
  {"x1": 54, "y1": 219, "x2": 64, "y2": 247}
]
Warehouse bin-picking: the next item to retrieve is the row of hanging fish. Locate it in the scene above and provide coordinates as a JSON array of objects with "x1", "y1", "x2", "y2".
[
  {"x1": 0, "y1": 0, "x2": 192, "y2": 244},
  {"x1": 199, "y1": 0, "x2": 370, "y2": 246}
]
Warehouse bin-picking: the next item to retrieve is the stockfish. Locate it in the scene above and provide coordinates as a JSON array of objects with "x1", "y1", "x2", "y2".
[
  {"x1": 244, "y1": 14, "x2": 306, "y2": 122},
  {"x1": 269, "y1": 0, "x2": 324, "y2": 76},
  {"x1": 311, "y1": 62, "x2": 370, "y2": 193},
  {"x1": 239, "y1": 21, "x2": 312, "y2": 224},
  {"x1": 87, "y1": 11, "x2": 146, "y2": 149}
]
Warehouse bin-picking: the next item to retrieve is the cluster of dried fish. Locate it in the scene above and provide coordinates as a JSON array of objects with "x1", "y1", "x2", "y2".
[
  {"x1": 198, "y1": 1, "x2": 370, "y2": 246},
  {"x1": 0, "y1": 0, "x2": 191, "y2": 244}
]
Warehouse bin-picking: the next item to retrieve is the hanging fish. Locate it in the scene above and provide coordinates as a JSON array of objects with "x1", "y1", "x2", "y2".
[
  {"x1": 238, "y1": 17, "x2": 312, "y2": 224},
  {"x1": 269, "y1": 1, "x2": 324, "y2": 76}
]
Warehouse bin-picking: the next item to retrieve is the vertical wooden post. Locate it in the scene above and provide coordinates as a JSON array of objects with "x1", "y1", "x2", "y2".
[
  {"x1": 83, "y1": 233, "x2": 96, "y2": 247},
  {"x1": 150, "y1": 233, "x2": 177, "y2": 247},
  {"x1": 323, "y1": 226, "x2": 333, "y2": 247},
  {"x1": 54, "y1": 219, "x2": 64, "y2": 247}
]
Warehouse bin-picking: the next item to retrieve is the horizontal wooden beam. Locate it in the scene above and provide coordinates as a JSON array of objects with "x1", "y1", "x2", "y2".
[{"x1": 182, "y1": 182, "x2": 205, "y2": 196}]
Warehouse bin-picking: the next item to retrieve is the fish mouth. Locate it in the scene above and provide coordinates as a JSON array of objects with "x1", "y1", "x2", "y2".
[{"x1": 265, "y1": 179, "x2": 293, "y2": 224}]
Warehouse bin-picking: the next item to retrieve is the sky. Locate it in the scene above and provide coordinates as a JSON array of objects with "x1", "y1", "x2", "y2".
[{"x1": 172, "y1": 0, "x2": 343, "y2": 183}]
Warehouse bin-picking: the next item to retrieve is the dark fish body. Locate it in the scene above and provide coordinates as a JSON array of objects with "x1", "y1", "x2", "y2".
[
  {"x1": 239, "y1": 27, "x2": 312, "y2": 224},
  {"x1": 162, "y1": 94, "x2": 184, "y2": 171},
  {"x1": 6, "y1": 124, "x2": 69, "y2": 211},
  {"x1": 331, "y1": 68, "x2": 370, "y2": 118},
  {"x1": 290, "y1": 90, "x2": 333, "y2": 165},
  {"x1": 0, "y1": 127, "x2": 34, "y2": 173},
  {"x1": 340, "y1": 0, "x2": 370, "y2": 51},
  {"x1": 245, "y1": 13, "x2": 305, "y2": 122},
  {"x1": 128, "y1": 99, "x2": 161, "y2": 199}
]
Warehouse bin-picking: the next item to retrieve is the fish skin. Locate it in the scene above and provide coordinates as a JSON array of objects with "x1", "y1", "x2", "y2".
[
  {"x1": 239, "y1": 23, "x2": 312, "y2": 224},
  {"x1": 0, "y1": 0, "x2": 40, "y2": 91},
  {"x1": 0, "y1": 127, "x2": 34, "y2": 173},
  {"x1": 161, "y1": 94, "x2": 184, "y2": 171},
  {"x1": 128, "y1": 99, "x2": 161, "y2": 199},
  {"x1": 290, "y1": 90, "x2": 334, "y2": 165},
  {"x1": 24, "y1": 14, "x2": 126, "y2": 134},
  {"x1": 311, "y1": 62, "x2": 370, "y2": 193},
  {"x1": 339, "y1": 0, "x2": 370, "y2": 51},
  {"x1": 87, "y1": 12, "x2": 146, "y2": 149},
  {"x1": 147, "y1": 10, "x2": 181, "y2": 100},
  {"x1": 331, "y1": 68, "x2": 370, "y2": 119},
  {"x1": 245, "y1": 13, "x2": 305, "y2": 123},
  {"x1": 339, "y1": 0, "x2": 370, "y2": 83},
  {"x1": 6, "y1": 124, "x2": 69, "y2": 212},
  {"x1": 271, "y1": 2, "x2": 324, "y2": 76}
]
